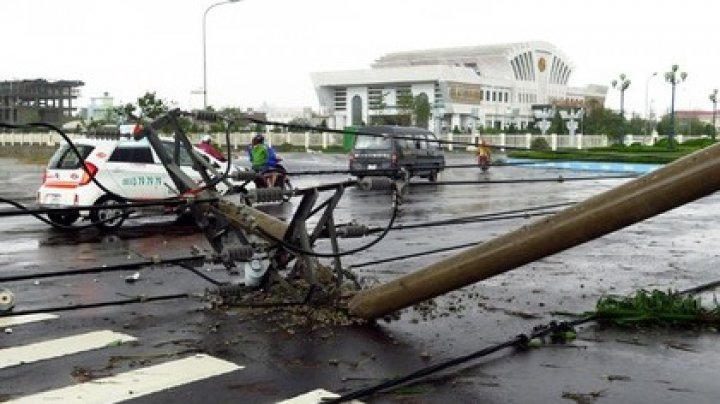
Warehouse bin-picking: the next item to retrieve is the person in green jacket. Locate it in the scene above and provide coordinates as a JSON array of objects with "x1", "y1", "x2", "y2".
[{"x1": 250, "y1": 134, "x2": 269, "y2": 172}]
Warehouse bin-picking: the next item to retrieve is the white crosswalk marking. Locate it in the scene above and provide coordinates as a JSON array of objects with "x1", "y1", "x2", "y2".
[
  {"x1": 0, "y1": 313, "x2": 58, "y2": 328},
  {"x1": 7, "y1": 354, "x2": 242, "y2": 403},
  {"x1": 0, "y1": 329, "x2": 136, "y2": 369},
  {"x1": 279, "y1": 388, "x2": 364, "y2": 404}
]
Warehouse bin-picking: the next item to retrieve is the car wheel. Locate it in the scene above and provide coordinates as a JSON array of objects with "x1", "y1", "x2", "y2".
[
  {"x1": 428, "y1": 170, "x2": 438, "y2": 182},
  {"x1": 90, "y1": 196, "x2": 127, "y2": 230},
  {"x1": 47, "y1": 211, "x2": 80, "y2": 226}
]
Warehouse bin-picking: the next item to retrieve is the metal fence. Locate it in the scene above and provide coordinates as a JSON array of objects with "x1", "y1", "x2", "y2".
[{"x1": 0, "y1": 131, "x2": 701, "y2": 151}]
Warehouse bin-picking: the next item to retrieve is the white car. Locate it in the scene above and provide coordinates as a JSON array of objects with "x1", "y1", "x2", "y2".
[{"x1": 37, "y1": 136, "x2": 241, "y2": 230}]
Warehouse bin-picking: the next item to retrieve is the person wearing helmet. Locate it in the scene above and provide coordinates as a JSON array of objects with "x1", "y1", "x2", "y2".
[
  {"x1": 250, "y1": 134, "x2": 269, "y2": 172},
  {"x1": 197, "y1": 134, "x2": 226, "y2": 162},
  {"x1": 249, "y1": 133, "x2": 286, "y2": 187}
]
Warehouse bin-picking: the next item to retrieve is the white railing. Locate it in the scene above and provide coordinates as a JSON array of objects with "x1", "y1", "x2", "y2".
[{"x1": 0, "y1": 131, "x2": 701, "y2": 151}]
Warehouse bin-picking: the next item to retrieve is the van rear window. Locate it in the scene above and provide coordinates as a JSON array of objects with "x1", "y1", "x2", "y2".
[
  {"x1": 48, "y1": 144, "x2": 95, "y2": 169},
  {"x1": 354, "y1": 135, "x2": 391, "y2": 150}
]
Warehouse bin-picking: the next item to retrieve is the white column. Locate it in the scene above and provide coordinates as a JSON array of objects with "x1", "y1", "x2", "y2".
[
  {"x1": 577, "y1": 133, "x2": 583, "y2": 150},
  {"x1": 526, "y1": 133, "x2": 532, "y2": 149},
  {"x1": 322, "y1": 132, "x2": 328, "y2": 149},
  {"x1": 447, "y1": 131, "x2": 454, "y2": 152},
  {"x1": 626, "y1": 134, "x2": 634, "y2": 146},
  {"x1": 551, "y1": 133, "x2": 557, "y2": 151},
  {"x1": 285, "y1": 131, "x2": 290, "y2": 145},
  {"x1": 499, "y1": 132, "x2": 506, "y2": 148},
  {"x1": 677, "y1": 134, "x2": 684, "y2": 144},
  {"x1": 305, "y1": 132, "x2": 310, "y2": 151}
]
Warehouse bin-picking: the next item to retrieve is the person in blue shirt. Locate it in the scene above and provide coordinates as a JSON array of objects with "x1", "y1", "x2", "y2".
[{"x1": 247, "y1": 134, "x2": 285, "y2": 187}]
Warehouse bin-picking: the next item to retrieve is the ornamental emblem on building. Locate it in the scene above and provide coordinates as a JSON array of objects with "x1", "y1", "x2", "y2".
[{"x1": 538, "y1": 57, "x2": 546, "y2": 72}]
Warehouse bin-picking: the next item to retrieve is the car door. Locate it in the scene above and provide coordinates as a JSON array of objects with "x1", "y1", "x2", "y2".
[{"x1": 107, "y1": 141, "x2": 168, "y2": 199}]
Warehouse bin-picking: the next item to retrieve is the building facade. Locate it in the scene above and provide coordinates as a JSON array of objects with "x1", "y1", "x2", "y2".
[
  {"x1": 0, "y1": 79, "x2": 84, "y2": 126},
  {"x1": 311, "y1": 41, "x2": 607, "y2": 133}
]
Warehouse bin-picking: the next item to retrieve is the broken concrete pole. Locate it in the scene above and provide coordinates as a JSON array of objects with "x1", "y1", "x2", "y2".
[{"x1": 349, "y1": 142, "x2": 720, "y2": 319}]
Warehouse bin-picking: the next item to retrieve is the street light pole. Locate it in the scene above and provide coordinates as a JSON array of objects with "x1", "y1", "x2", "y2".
[
  {"x1": 203, "y1": 0, "x2": 241, "y2": 109},
  {"x1": 644, "y1": 72, "x2": 657, "y2": 136},
  {"x1": 709, "y1": 89, "x2": 718, "y2": 141},
  {"x1": 612, "y1": 74, "x2": 631, "y2": 145},
  {"x1": 664, "y1": 64, "x2": 688, "y2": 150}
]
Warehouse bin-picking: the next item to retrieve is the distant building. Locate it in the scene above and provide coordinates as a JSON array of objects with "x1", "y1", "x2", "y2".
[
  {"x1": 0, "y1": 79, "x2": 84, "y2": 126},
  {"x1": 675, "y1": 110, "x2": 718, "y2": 129},
  {"x1": 311, "y1": 41, "x2": 607, "y2": 133},
  {"x1": 85, "y1": 92, "x2": 116, "y2": 122}
]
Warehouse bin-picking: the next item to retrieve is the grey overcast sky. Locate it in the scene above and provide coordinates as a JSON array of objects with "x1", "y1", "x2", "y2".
[{"x1": 1, "y1": 0, "x2": 719, "y2": 116}]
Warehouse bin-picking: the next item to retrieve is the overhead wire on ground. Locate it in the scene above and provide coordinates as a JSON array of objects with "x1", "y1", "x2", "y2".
[
  {"x1": 0, "y1": 113, "x2": 235, "y2": 204},
  {"x1": 0, "y1": 293, "x2": 192, "y2": 317},
  {"x1": 246, "y1": 117, "x2": 669, "y2": 163},
  {"x1": 323, "y1": 280, "x2": 720, "y2": 403},
  {"x1": 408, "y1": 174, "x2": 636, "y2": 186},
  {"x1": 255, "y1": 193, "x2": 400, "y2": 258}
]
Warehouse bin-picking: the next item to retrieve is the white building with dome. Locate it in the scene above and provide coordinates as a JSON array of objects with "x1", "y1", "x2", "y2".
[{"x1": 311, "y1": 41, "x2": 607, "y2": 133}]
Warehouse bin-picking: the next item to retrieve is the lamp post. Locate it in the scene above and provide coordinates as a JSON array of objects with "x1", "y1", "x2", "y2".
[
  {"x1": 643, "y1": 72, "x2": 657, "y2": 136},
  {"x1": 612, "y1": 74, "x2": 631, "y2": 145},
  {"x1": 709, "y1": 89, "x2": 718, "y2": 141},
  {"x1": 203, "y1": 0, "x2": 241, "y2": 109},
  {"x1": 664, "y1": 64, "x2": 688, "y2": 150}
]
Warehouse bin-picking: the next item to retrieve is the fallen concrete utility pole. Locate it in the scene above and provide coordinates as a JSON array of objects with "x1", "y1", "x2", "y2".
[{"x1": 348, "y1": 143, "x2": 720, "y2": 319}]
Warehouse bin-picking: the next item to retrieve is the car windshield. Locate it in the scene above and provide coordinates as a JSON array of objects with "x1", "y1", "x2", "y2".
[
  {"x1": 354, "y1": 134, "x2": 391, "y2": 150},
  {"x1": 48, "y1": 144, "x2": 95, "y2": 169}
]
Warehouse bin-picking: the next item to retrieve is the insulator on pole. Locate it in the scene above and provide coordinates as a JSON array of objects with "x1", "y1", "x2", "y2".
[
  {"x1": 250, "y1": 188, "x2": 286, "y2": 203},
  {"x1": 336, "y1": 224, "x2": 369, "y2": 238}
]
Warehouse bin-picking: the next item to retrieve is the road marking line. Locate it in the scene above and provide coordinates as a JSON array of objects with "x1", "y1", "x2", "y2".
[
  {"x1": 0, "y1": 330, "x2": 136, "y2": 369},
  {"x1": 0, "y1": 313, "x2": 58, "y2": 328},
  {"x1": 278, "y1": 388, "x2": 364, "y2": 404},
  {"x1": 7, "y1": 354, "x2": 242, "y2": 403}
]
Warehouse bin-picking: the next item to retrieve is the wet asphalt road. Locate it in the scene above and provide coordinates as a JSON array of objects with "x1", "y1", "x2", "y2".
[{"x1": 2, "y1": 153, "x2": 720, "y2": 403}]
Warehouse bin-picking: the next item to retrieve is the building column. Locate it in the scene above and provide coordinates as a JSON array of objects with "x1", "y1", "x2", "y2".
[{"x1": 451, "y1": 114, "x2": 461, "y2": 133}]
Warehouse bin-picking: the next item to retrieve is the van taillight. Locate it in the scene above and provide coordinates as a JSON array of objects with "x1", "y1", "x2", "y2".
[
  {"x1": 79, "y1": 162, "x2": 98, "y2": 185},
  {"x1": 391, "y1": 153, "x2": 397, "y2": 165},
  {"x1": 42, "y1": 170, "x2": 47, "y2": 184}
]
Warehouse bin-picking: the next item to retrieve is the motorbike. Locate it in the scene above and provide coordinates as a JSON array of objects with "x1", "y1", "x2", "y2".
[
  {"x1": 253, "y1": 164, "x2": 292, "y2": 202},
  {"x1": 478, "y1": 154, "x2": 491, "y2": 172}
]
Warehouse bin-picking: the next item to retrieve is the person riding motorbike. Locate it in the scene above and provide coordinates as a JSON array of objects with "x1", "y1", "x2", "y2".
[
  {"x1": 477, "y1": 139, "x2": 492, "y2": 172},
  {"x1": 248, "y1": 134, "x2": 286, "y2": 188}
]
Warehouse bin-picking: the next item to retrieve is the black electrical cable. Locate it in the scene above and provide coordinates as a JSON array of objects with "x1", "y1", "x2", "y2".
[
  {"x1": 1, "y1": 118, "x2": 232, "y2": 205},
  {"x1": 247, "y1": 117, "x2": 675, "y2": 162},
  {"x1": 378, "y1": 210, "x2": 560, "y2": 233},
  {"x1": 0, "y1": 293, "x2": 191, "y2": 317},
  {"x1": 323, "y1": 316, "x2": 594, "y2": 404},
  {"x1": 0, "y1": 195, "x2": 131, "y2": 230},
  {"x1": 247, "y1": 118, "x2": 526, "y2": 152},
  {"x1": 409, "y1": 174, "x2": 636, "y2": 186},
  {"x1": 351, "y1": 240, "x2": 481, "y2": 268},
  {"x1": 282, "y1": 160, "x2": 632, "y2": 177},
  {"x1": 0, "y1": 255, "x2": 205, "y2": 283},
  {"x1": 325, "y1": 277, "x2": 720, "y2": 403},
  {"x1": 255, "y1": 197, "x2": 400, "y2": 258}
]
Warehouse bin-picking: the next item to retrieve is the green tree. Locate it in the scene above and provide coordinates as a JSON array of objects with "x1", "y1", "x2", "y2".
[
  {"x1": 137, "y1": 92, "x2": 169, "y2": 119},
  {"x1": 549, "y1": 110, "x2": 564, "y2": 134},
  {"x1": 396, "y1": 91, "x2": 414, "y2": 126},
  {"x1": 414, "y1": 94, "x2": 431, "y2": 129}
]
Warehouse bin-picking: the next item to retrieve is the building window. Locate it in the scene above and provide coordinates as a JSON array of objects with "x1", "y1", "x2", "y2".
[
  {"x1": 334, "y1": 88, "x2": 347, "y2": 111},
  {"x1": 492, "y1": 92, "x2": 496, "y2": 102}
]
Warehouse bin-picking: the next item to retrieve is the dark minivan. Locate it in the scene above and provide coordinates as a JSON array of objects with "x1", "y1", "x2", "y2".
[{"x1": 348, "y1": 126, "x2": 445, "y2": 181}]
